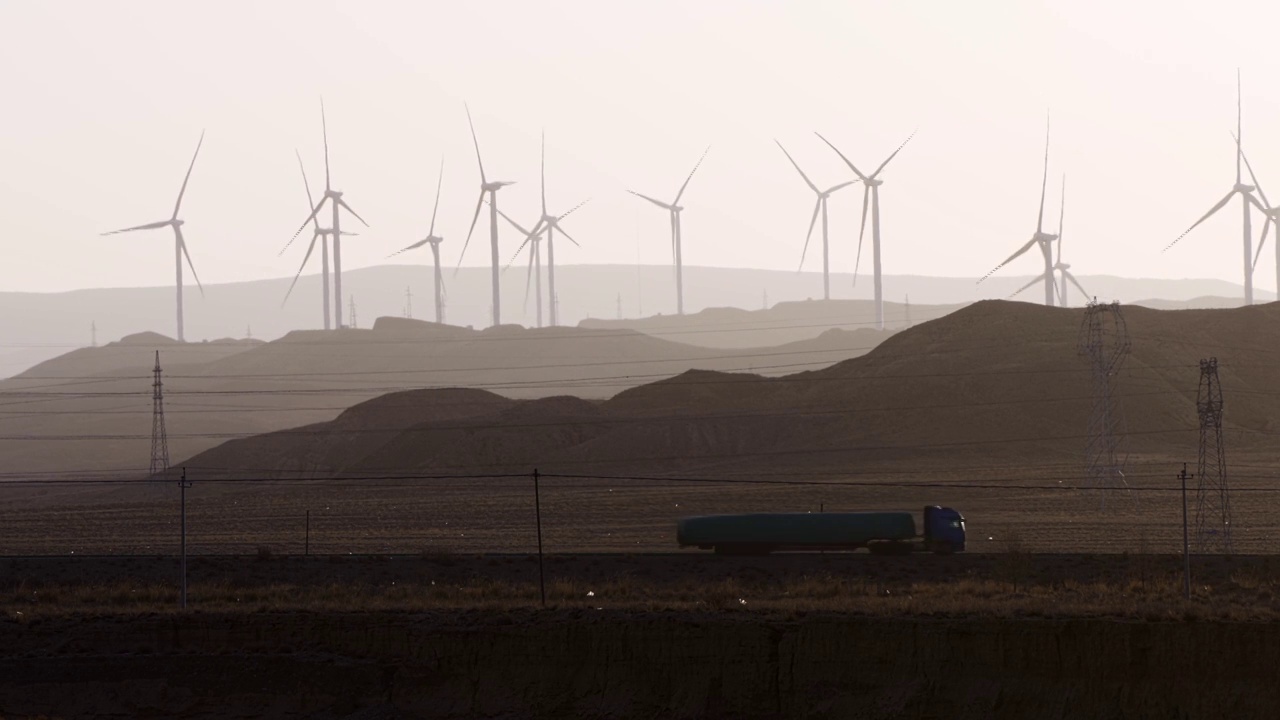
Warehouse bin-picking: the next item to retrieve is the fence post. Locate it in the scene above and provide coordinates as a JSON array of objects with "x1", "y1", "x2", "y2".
[{"x1": 534, "y1": 469, "x2": 546, "y2": 607}]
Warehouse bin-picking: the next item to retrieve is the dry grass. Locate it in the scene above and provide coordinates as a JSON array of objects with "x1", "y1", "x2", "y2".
[{"x1": 6, "y1": 568, "x2": 1280, "y2": 623}]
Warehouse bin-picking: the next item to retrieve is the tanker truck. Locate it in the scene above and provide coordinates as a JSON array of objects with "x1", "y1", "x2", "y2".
[{"x1": 676, "y1": 505, "x2": 966, "y2": 555}]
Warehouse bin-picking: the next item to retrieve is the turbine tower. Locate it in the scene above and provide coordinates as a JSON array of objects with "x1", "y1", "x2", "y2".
[
  {"x1": 629, "y1": 146, "x2": 711, "y2": 316},
  {"x1": 290, "y1": 100, "x2": 369, "y2": 328},
  {"x1": 816, "y1": 129, "x2": 915, "y2": 329},
  {"x1": 1165, "y1": 70, "x2": 1263, "y2": 305},
  {"x1": 1010, "y1": 175, "x2": 1087, "y2": 305},
  {"x1": 979, "y1": 116, "x2": 1057, "y2": 306},
  {"x1": 775, "y1": 140, "x2": 857, "y2": 300},
  {"x1": 391, "y1": 157, "x2": 447, "y2": 324},
  {"x1": 458, "y1": 105, "x2": 515, "y2": 327},
  {"x1": 102, "y1": 131, "x2": 205, "y2": 342},
  {"x1": 282, "y1": 150, "x2": 357, "y2": 326}
]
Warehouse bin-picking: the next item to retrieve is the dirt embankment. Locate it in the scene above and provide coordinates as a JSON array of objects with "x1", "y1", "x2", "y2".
[{"x1": 1, "y1": 610, "x2": 1275, "y2": 719}]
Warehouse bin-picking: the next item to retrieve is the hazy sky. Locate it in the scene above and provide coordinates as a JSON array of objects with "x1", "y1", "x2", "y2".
[{"x1": 3, "y1": 0, "x2": 1280, "y2": 294}]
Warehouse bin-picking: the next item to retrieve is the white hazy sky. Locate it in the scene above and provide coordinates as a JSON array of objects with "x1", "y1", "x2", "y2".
[{"x1": 3, "y1": 0, "x2": 1280, "y2": 294}]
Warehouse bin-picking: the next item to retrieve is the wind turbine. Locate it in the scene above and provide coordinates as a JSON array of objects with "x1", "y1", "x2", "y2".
[
  {"x1": 1238, "y1": 144, "x2": 1280, "y2": 299},
  {"x1": 816, "y1": 129, "x2": 915, "y2": 329},
  {"x1": 493, "y1": 206, "x2": 546, "y2": 328},
  {"x1": 290, "y1": 100, "x2": 369, "y2": 328},
  {"x1": 529, "y1": 132, "x2": 589, "y2": 326},
  {"x1": 1165, "y1": 70, "x2": 1264, "y2": 305},
  {"x1": 978, "y1": 116, "x2": 1058, "y2": 306},
  {"x1": 457, "y1": 105, "x2": 515, "y2": 327},
  {"x1": 628, "y1": 146, "x2": 710, "y2": 315},
  {"x1": 391, "y1": 157, "x2": 447, "y2": 325},
  {"x1": 1010, "y1": 175, "x2": 1087, "y2": 305},
  {"x1": 102, "y1": 130, "x2": 205, "y2": 342},
  {"x1": 775, "y1": 140, "x2": 857, "y2": 300},
  {"x1": 281, "y1": 150, "x2": 357, "y2": 327}
]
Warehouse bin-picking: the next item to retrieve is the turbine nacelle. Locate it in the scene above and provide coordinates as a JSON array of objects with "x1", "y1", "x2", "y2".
[
  {"x1": 482, "y1": 181, "x2": 514, "y2": 192},
  {"x1": 865, "y1": 178, "x2": 885, "y2": 188},
  {"x1": 1034, "y1": 232, "x2": 1058, "y2": 244},
  {"x1": 1234, "y1": 182, "x2": 1256, "y2": 193},
  {"x1": 326, "y1": 189, "x2": 344, "y2": 200},
  {"x1": 172, "y1": 219, "x2": 184, "y2": 227}
]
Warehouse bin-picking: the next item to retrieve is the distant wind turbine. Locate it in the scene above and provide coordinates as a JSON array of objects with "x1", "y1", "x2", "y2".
[
  {"x1": 290, "y1": 100, "x2": 369, "y2": 329},
  {"x1": 1165, "y1": 70, "x2": 1264, "y2": 305},
  {"x1": 282, "y1": 150, "x2": 357, "y2": 326},
  {"x1": 457, "y1": 105, "x2": 515, "y2": 327},
  {"x1": 1238, "y1": 144, "x2": 1280, "y2": 298},
  {"x1": 775, "y1": 140, "x2": 858, "y2": 300},
  {"x1": 531, "y1": 132, "x2": 589, "y2": 327},
  {"x1": 1010, "y1": 175, "x2": 1087, "y2": 305},
  {"x1": 628, "y1": 146, "x2": 710, "y2": 315},
  {"x1": 493, "y1": 206, "x2": 546, "y2": 327},
  {"x1": 101, "y1": 130, "x2": 206, "y2": 342},
  {"x1": 816, "y1": 129, "x2": 915, "y2": 330},
  {"x1": 979, "y1": 116, "x2": 1058, "y2": 307},
  {"x1": 390, "y1": 157, "x2": 447, "y2": 324}
]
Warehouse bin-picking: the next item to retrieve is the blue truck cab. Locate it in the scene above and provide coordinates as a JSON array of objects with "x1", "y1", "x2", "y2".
[{"x1": 923, "y1": 505, "x2": 966, "y2": 553}]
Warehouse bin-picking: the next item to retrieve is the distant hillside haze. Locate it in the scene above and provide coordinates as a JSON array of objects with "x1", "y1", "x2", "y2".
[{"x1": 0, "y1": 264, "x2": 1267, "y2": 377}]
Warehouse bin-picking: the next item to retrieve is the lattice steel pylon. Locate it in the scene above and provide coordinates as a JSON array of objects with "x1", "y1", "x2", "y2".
[
  {"x1": 149, "y1": 351, "x2": 169, "y2": 478},
  {"x1": 1195, "y1": 357, "x2": 1231, "y2": 553},
  {"x1": 1077, "y1": 299, "x2": 1131, "y2": 506}
]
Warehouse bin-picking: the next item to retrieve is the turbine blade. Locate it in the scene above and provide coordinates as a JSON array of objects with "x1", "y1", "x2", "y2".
[
  {"x1": 466, "y1": 103, "x2": 487, "y2": 185},
  {"x1": 1036, "y1": 114, "x2": 1050, "y2": 234},
  {"x1": 979, "y1": 236, "x2": 1038, "y2": 283},
  {"x1": 540, "y1": 130, "x2": 548, "y2": 216},
  {"x1": 556, "y1": 198, "x2": 591, "y2": 222},
  {"x1": 283, "y1": 232, "x2": 321, "y2": 306},
  {"x1": 492, "y1": 203, "x2": 537, "y2": 238},
  {"x1": 672, "y1": 145, "x2": 711, "y2": 205},
  {"x1": 1237, "y1": 67, "x2": 1243, "y2": 185},
  {"x1": 1009, "y1": 271, "x2": 1050, "y2": 298},
  {"x1": 175, "y1": 226, "x2": 203, "y2": 298},
  {"x1": 852, "y1": 184, "x2": 871, "y2": 286},
  {"x1": 390, "y1": 239, "x2": 431, "y2": 258},
  {"x1": 321, "y1": 98, "x2": 331, "y2": 191},
  {"x1": 337, "y1": 198, "x2": 369, "y2": 227},
  {"x1": 457, "y1": 191, "x2": 486, "y2": 273},
  {"x1": 1064, "y1": 270, "x2": 1088, "y2": 298},
  {"x1": 628, "y1": 190, "x2": 672, "y2": 210},
  {"x1": 1236, "y1": 134, "x2": 1272, "y2": 209},
  {"x1": 1057, "y1": 173, "x2": 1065, "y2": 265},
  {"x1": 557, "y1": 224, "x2": 581, "y2": 248},
  {"x1": 101, "y1": 220, "x2": 171, "y2": 235},
  {"x1": 429, "y1": 155, "x2": 444, "y2": 237},
  {"x1": 827, "y1": 180, "x2": 858, "y2": 193},
  {"x1": 775, "y1": 140, "x2": 819, "y2": 193},
  {"x1": 287, "y1": 200, "x2": 327, "y2": 248},
  {"x1": 814, "y1": 132, "x2": 870, "y2": 181},
  {"x1": 1164, "y1": 190, "x2": 1237, "y2": 252},
  {"x1": 1253, "y1": 217, "x2": 1271, "y2": 271},
  {"x1": 869, "y1": 129, "x2": 916, "y2": 179},
  {"x1": 172, "y1": 130, "x2": 205, "y2": 219},
  {"x1": 797, "y1": 199, "x2": 821, "y2": 271},
  {"x1": 280, "y1": 150, "x2": 320, "y2": 256},
  {"x1": 524, "y1": 243, "x2": 535, "y2": 311}
]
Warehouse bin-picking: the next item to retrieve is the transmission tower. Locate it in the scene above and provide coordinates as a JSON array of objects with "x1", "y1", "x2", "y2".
[
  {"x1": 90, "y1": 321, "x2": 98, "y2": 348},
  {"x1": 349, "y1": 295, "x2": 358, "y2": 329},
  {"x1": 1077, "y1": 299, "x2": 1131, "y2": 506},
  {"x1": 904, "y1": 294, "x2": 912, "y2": 329},
  {"x1": 149, "y1": 351, "x2": 169, "y2": 478},
  {"x1": 1195, "y1": 357, "x2": 1231, "y2": 553},
  {"x1": 404, "y1": 287, "x2": 414, "y2": 319}
]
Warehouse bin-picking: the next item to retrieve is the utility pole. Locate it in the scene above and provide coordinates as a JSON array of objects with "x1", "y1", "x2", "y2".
[
  {"x1": 1195, "y1": 358, "x2": 1231, "y2": 553},
  {"x1": 149, "y1": 351, "x2": 169, "y2": 478},
  {"x1": 533, "y1": 468, "x2": 546, "y2": 607},
  {"x1": 904, "y1": 294, "x2": 912, "y2": 329},
  {"x1": 1077, "y1": 300, "x2": 1131, "y2": 506},
  {"x1": 180, "y1": 467, "x2": 190, "y2": 609},
  {"x1": 1180, "y1": 463, "x2": 1193, "y2": 599},
  {"x1": 245, "y1": 325, "x2": 252, "y2": 340}
]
